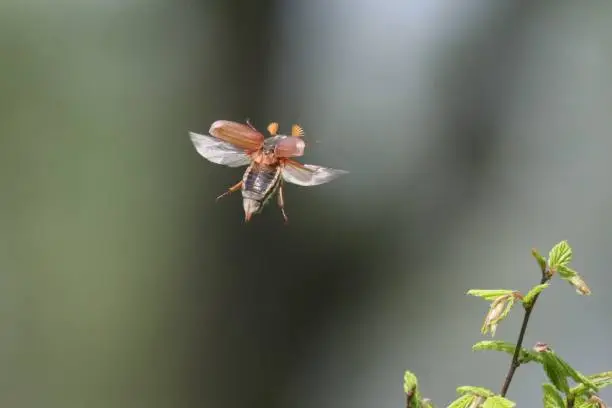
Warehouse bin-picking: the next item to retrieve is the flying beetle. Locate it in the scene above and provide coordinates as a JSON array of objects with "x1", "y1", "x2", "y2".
[{"x1": 189, "y1": 120, "x2": 348, "y2": 223}]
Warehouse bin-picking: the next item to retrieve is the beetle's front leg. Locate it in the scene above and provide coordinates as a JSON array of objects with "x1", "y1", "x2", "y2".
[
  {"x1": 277, "y1": 183, "x2": 289, "y2": 224},
  {"x1": 245, "y1": 118, "x2": 257, "y2": 131},
  {"x1": 216, "y1": 180, "x2": 243, "y2": 201}
]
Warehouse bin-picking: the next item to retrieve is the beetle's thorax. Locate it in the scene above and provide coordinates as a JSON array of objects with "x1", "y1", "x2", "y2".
[
  {"x1": 249, "y1": 135, "x2": 290, "y2": 166},
  {"x1": 250, "y1": 150, "x2": 278, "y2": 166}
]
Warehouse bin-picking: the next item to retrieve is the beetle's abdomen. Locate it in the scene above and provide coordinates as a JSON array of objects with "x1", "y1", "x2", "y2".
[{"x1": 242, "y1": 163, "x2": 281, "y2": 202}]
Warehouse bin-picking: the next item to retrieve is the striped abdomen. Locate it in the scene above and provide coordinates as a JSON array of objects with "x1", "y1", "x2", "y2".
[{"x1": 242, "y1": 163, "x2": 282, "y2": 204}]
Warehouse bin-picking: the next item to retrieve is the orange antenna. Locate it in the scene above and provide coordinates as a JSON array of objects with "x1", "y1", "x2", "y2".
[
  {"x1": 291, "y1": 124, "x2": 305, "y2": 137},
  {"x1": 267, "y1": 122, "x2": 279, "y2": 135}
]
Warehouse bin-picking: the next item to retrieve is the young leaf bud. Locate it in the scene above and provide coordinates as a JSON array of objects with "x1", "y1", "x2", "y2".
[{"x1": 481, "y1": 294, "x2": 518, "y2": 337}]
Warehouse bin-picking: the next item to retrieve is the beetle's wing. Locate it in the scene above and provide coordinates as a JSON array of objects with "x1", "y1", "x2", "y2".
[
  {"x1": 189, "y1": 132, "x2": 252, "y2": 167},
  {"x1": 281, "y1": 159, "x2": 348, "y2": 186},
  {"x1": 275, "y1": 136, "x2": 306, "y2": 158},
  {"x1": 209, "y1": 120, "x2": 264, "y2": 151}
]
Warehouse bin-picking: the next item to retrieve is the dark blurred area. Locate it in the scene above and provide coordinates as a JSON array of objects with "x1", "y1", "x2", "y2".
[{"x1": 1, "y1": 1, "x2": 611, "y2": 407}]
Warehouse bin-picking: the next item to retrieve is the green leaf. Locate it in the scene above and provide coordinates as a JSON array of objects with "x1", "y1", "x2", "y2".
[
  {"x1": 523, "y1": 283, "x2": 550, "y2": 306},
  {"x1": 573, "y1": 395, "x2": 607, "y2": 408},
  {"x1": 532, "y1": 248, "x2": 548, "y2": 273},
  {"x1": 403, "y1": 370, "x2": 423, "y2": 407},
  {"x1": 538, "y1": 349, "x2": 598, "y2": 395},
  {"x1": 472, "y1": 340, "x2": 516, "y2": 354},
  {"x1": 542, "y1": 383, "x2": 565, "y2": 408},
  {"x1": 572, "y1": 396, "x2": 588, "y2": 408},
  {"x1": 549, "y1": 241, "x2": 572, "y2": 270},
  {"x1": 472, "y1": 340, "x2": 542, "y2": 363},
  {"x1": 456, "y1": 386, "x2": 494, "y2": 397},
  {"x1": 404, "y1": 370, "x2": 418, "y2": 395},
  {"x1": 574, "y1": 399, "x2": 595, "y2": 408},
  {"x1": 447, "y1": 395, "x2": 474, "y2": 408},
  {"x1": 540, "y1": 352, "x2": 570, "y2": 394},
  {"x1": 545, "y1": 365, "x2": 570, "y2": 395},
  {"x1": 482, "y1": 395, "x2": 516, "y2": 408},
  {"x1": 572, "y1": 371, "x2": 612, "y2": 395},
  {"x1": 556, "y1": 265, "x2": 591, "y2": 295},
  {"x1": 557, "y1": 265, "x2": 578, "y2": 279},
  {"x1": 591, "y1": 371, "x2": 612, "y2": 388},
  {"x1": 555, "y1": 358, "x2": 597, "y2": 392},
  {"x1": 467, "y1": 289, "x2": 515, "y2": 301}
]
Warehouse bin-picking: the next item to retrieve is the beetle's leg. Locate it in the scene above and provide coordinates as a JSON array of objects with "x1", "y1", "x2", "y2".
[
  {"x1": 216, "y1": 180, "x2": 243, "y2": 201},
  {"x1": 245, "y1": 118, "x2": 257, "y2": 131},
  {"x1": 277, "y1": 183, "x2": 289, "y2": 224}
]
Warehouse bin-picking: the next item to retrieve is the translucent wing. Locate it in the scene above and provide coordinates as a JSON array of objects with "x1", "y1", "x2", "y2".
[
  {"x1": 281, "y1": 159, "x2": 348, "y2": 186},
  {"x1": 189, "y1": 132, "x2": 252, "y2": 167}
]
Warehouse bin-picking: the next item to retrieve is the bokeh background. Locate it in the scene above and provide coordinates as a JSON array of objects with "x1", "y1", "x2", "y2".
[{"x1": 1, "y1": 1, "x2": 611, "y2": 407}]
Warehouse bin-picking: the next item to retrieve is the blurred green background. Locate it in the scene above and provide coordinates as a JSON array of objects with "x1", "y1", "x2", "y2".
[{"x1": 1, "y1": 1, "x2": 611, "y2": 407}]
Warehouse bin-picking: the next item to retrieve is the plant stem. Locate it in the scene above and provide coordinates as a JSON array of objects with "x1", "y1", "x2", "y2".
[{"x1": 500, "y1": 275, "x2": 549, "y2": 397}]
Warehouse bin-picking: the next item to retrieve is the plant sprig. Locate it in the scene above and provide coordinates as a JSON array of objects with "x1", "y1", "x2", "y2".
[{"x1": 402, "y1": 241, "x2": 605, "y2": 408}]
